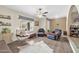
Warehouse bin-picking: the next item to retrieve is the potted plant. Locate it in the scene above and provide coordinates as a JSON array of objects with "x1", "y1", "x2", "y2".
[
  {"x1": 47, "y1": 29, "x2": 52, "y2": 32},
  {"x1": 1, "y1": 28, "x2": 12, "y2": 43},
  {"x1": 1, "y1": 28, "x2": 11, "y2": 34}
]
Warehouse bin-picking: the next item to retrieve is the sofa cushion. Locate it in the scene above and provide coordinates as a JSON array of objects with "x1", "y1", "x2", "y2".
[{"x1": 47, "y1": 35, "x2": 56, "y2": 40}]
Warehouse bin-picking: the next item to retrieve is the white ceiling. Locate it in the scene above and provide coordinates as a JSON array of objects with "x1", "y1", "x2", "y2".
[{"x1": 3, "y1": 5, "x2": 70, "y2": 19}]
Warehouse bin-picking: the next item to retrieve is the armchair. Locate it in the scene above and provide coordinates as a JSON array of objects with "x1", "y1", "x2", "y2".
[
  {"x1": 37, "y1": 28, "x2": 46, "y2": 37},
  {"x1": 47, "y1": 29, "x2": 62, "y2": 40}
]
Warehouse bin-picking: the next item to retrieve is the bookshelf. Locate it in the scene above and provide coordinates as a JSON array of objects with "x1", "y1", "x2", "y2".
[{"x1": 70, "y1": 24, "x2": 79, "y2": 37}]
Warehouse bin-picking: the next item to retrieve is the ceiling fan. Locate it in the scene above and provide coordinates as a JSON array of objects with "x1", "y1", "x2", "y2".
[{"x1": 37, "y1": 8, "x2": 48, "y2": 17}]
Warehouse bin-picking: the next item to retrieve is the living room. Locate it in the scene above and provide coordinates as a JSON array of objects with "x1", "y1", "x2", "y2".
[{"x1": 0, "y1": 5, "x2": 79, "y2": 53}]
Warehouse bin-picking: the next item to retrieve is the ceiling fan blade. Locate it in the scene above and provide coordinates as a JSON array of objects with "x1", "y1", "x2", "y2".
[
  {"x1": 43, "y1": 12, "x2": 48, "y2": 14},
  {"x1": 42, "y1": 15, "x2": 47, "y2": 17}
]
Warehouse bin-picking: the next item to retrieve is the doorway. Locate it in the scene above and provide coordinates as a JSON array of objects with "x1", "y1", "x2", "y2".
[{"x1": 67, "y1": 5, "x2": 78, "y2": 35}]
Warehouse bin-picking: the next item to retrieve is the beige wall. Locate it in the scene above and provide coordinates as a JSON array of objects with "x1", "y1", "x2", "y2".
[
  {"x1": 46, "y1": 19, "x2": 50, "y2": 31},
  {"x1": 50, "y1": 17, "x2": 66, "y2": 31},
  {"x1": 0, "y1": 6, "x2": 34, "y2": 41}
]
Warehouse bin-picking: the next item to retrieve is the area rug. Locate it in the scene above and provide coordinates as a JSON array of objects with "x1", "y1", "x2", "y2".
[{"x1": 19, "y1": 41, "x2": 53, "y2": 53}]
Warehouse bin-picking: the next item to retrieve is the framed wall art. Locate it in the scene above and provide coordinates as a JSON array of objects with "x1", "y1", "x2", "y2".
[
  {"x1": 0, "y1": 15, "x2": 11, "y2": 20},
  {"x1": 34, "y1": 21, "x2": 39, "y2": 26}
]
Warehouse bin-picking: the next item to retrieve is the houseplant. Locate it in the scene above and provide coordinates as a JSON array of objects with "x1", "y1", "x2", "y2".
[
  {"x1": 1, "y1": 28, "x2": 11, "y2": 34},
  {"x1": 1, "y1": 28, "x2": 12, "y2": 43},
  {"x1": 47, "y1": 29, "x2": 52, "y2": 32}
]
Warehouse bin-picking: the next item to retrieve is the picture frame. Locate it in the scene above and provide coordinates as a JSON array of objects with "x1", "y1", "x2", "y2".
[
  {"x1": 0, "y1": 15, "x2": 11, "y2": 20},
  {"x1": 34, "y1": 21, "x2": 39, "y2": 26}
]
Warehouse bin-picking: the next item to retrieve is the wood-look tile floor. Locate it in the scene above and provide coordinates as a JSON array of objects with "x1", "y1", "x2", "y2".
[
  {"x1": 70, "y1": 37, "x2": 79, "y2": 49},
  {"x1": 26, "y1": 37, "x2": 73, "y2": 53}
]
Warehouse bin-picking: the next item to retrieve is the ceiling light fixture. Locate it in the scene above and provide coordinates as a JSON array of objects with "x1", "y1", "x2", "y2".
[{"x1": 36, "y1": 8, "x2": 48, "y2": 18}]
